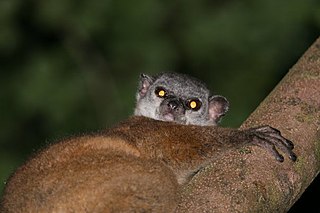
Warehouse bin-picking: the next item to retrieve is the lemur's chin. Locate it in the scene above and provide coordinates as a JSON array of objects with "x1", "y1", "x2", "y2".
[{"x1": 161, "y1": 113, "x2": 175, "y2": 121}]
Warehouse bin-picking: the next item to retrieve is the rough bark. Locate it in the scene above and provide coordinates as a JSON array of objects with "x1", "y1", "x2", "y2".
[{"x1": 177, "y1": 37, "x2": 320, "y2": 212}]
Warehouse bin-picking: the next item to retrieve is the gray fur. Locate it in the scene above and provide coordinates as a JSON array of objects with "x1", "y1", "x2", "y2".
[{"x1": 134, "y1": 72, "x2": 229, "y2": 126}]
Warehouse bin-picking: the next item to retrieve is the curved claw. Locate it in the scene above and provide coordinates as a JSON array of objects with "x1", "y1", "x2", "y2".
[
  {"x1": 289, "y1": 152, "x2": 297, "y2": 161},
  {"x1": 286, "y1": 139, "x2": 295, "y2": 150},
  {"x1": 276, "y1": 154, "x2": 285, "y2": 162}
]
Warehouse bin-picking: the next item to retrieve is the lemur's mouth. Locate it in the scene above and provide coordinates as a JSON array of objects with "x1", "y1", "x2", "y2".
[{"x1": 162, "y1": 113, "x2": 174, "y2": 121}]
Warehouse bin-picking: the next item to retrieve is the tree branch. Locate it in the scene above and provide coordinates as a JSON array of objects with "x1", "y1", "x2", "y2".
[{"x1": 177, "y1": 37, "x2": 320, "y2": 212}]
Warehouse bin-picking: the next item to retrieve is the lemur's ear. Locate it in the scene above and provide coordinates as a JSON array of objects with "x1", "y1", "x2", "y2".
[
  {"x1": 138, "y1": 74, "x2": 155, "y2": 98},
  {"x1": 208, "y1": 95, "x2": 229, "y2": 124}
]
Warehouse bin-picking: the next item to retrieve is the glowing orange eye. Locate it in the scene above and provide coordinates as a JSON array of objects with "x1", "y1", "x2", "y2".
[
  {"x1": 187, "y1": 99, "x2": 202, "y2": 111},
  {"x1": 189, "y1": 101, "x2": 197, "y2": 109},
  {"x1": 158, "y1": 90, "x2": 165, "y2": 97},
  {"x1": 155, "y1": 87, "x2": 167, "y2": 98}
]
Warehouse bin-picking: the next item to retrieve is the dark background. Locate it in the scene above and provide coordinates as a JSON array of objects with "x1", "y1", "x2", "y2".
[{"x1": 0, "y1": 0, "x2": 319, "y2": 211}]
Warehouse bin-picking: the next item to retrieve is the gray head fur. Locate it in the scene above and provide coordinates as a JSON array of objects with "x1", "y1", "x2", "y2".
[{"x1": 134, "y1": 72, "x2": 229, "y2": 126}]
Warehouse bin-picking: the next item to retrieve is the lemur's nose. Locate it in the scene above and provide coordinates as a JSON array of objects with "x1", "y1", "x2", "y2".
[{"x1": 168, "y1": 100, "x2": 180, "y2": 110}]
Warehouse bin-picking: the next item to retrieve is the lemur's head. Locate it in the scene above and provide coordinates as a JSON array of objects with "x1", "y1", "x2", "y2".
[{"x1": 134, "y1": 73, "x2": 229, "y2": 126}]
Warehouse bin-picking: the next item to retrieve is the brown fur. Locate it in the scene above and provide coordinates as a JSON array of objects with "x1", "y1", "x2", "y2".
[{"x1": 0, "y1": 116, "x2": 260, "y2": 212}]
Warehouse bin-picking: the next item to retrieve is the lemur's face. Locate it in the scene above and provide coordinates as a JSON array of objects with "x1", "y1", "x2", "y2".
[{"x1": 134, "y1": 73, "x2": 229, "y2": 126}]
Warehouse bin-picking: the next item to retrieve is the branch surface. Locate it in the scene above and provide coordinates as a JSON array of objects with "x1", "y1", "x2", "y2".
[{"x1": 177, "y1": 37, "x2": 320, "y2": 212}]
